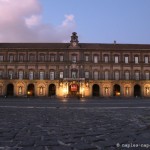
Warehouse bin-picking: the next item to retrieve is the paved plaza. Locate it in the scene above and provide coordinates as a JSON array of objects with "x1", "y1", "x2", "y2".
[{"x1": 0, "y1": 97, "x2": 150, "y2": 150}]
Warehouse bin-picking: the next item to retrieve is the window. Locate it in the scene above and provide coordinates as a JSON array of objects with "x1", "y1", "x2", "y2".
[
  {"x1": 72, "y1": 71, "x2": 77, "y2": 78},
  {"x1": 135, "y1": 72, "x2": 140, "y2": 80},
  {"x1": 94, "y1": 55, "x2": 98, "y2": 63},
  {"x1": 9, "y1": 70, "x2": 13, "y2": 79},
  {"x1": 114, "y1": 56, "x2": 119, "y2": 63},
  {"x1": 135, "y1": 56, "x2": 139, "y2": 64},
  {"x1": 104, "y1": 55, "x2": 108, "y2": 63},
  {"x1": 85, "y1": 71, "x2": 89, "y2": 79},
  {"x1": 40, "y1": 71, "x2": 44, "y2": 80},
  {"x1": 9, "y1": 55, "x2": 14, "y2": 62},
  {"x1": 85, "y1": 55, "x2": 89, "y2": 62},
  {"x1": 19, "y1": 54, "x2": 24, "y2": 62},
  {"x1": 93, "y1": 71, "x2": 98, "y2": 80},
  {"x1": 19, "y1": 71, "x2": 23, "y2": 80},
  {"x1": 50, "y1": 71, "x2": 54, "y2": 80},
  {"x1": 29, "y1": 71, "x2": 34, "y2": 80},
  {"x1": 50, "y1": 55, "x2": 55, "y2": 62},
  {"x1": 72, "y1": 55, "x2": 77, "y2": 63},
  {"x1": 145, "y1": 72, "x2": 149, "y2": 80},
  {"x1": 0, "y1": 71, "x2": 2, "y2": 79},
  {"x1": 125, "y1": 56, "x2": 129, "y2": 63},
  {"x1": 39, "y1": 55, "x2": 45, "y2": 62},
  {"x1": 60, "y1": 55, "x2": 64, "y2": 62},
  {"x1": 114, "y1": 71, "x2": 119, "y2": 80},
  {"x1": 60, "y1": 72, "x2": 63, "y2": 79},
  {"x1": 104, "y1": 71, "x2": 109, "y2": 80},
  {"x1": 144, "y1": 56, "x2": 148, "y2": 64},
  {"x1": 0, "y1": 55, "x2": 4, "y2": 62},
  {"x1": 29, "y1": 54, "x2": 35, "y2": 62},
  {"x1": 125, "y1": 71, "x2": 129, "y2": 80}
]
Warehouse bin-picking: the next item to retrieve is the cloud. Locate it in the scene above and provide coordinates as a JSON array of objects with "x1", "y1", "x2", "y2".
[
  {"x1": 62, "y1": 15, "x2": 75, "y2": 27},
  {"x1": 0, "y1": 0, "x2": 76, "y2": 42}
]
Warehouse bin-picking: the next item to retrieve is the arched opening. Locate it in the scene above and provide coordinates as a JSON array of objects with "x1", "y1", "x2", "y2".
[
  {"x1": 7, "y1": 84, "x2": 14, "y2": 96},
  {"x1": 49, "y1": 84, "x2": 56, "y2": 96},
  {"x1": 27, "y1": 84, "x2": 35, "y2": 96},
  {"x1": 92, "y1": 84, "x2": 100, "y2": 96},
  {"x1": 113, "y1": 84, "x2": 121, "y2": 96},
  {"x1": 134, "y1": 84, "x2": 141, "y2": 97}
]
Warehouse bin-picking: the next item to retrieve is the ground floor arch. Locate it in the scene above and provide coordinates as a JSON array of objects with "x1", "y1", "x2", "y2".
[
  {"x1": 113, "y1": 84, "x2": 121, "y2": 96},
  {"x1": 27, "y1": 84, "x2": 35, "y2": 96},
  {"x1": 92, "y1": 84, "x2": 100, "y2": 96},
  {"x1": 6, "y1": 84, "x2": 14, "y2": 96},
  {"x1": 49, "y1": 84, "x2": 56, "y2": 96},
  {"x1": 1, "y1": 80, "x2": 150, "y2": 98},
  {"x1": 134, "y1": 84, "x2": 141, "y2": 97}
]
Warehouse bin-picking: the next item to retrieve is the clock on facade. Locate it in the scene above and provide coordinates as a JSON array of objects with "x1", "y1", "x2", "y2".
[{"x1": 72, "y1": 42, "x2": 77, "y2": 47}]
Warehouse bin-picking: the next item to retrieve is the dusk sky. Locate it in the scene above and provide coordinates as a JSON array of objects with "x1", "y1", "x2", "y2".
[{"x1": 0, "y1": 0, "x2": 150, "y2": 44}]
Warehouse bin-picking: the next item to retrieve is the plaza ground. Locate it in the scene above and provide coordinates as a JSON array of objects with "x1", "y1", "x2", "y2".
[{"x1": 0, "y1": 97, "x2": 150, "y2": 150}]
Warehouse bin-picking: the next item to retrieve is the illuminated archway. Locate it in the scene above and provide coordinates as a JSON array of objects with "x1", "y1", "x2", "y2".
[
  {"x1": 113, "y1": 84, "x2": 121, "y2": 96},
  {"x1": 69, "y1": 84, "x2": 79, "y2": 96},
  {"x1": 134, "y1": 84, "x2": 141, "y2": 97},
  {"x1": 7, "y1": 84, "x2": 14, "y2": 96},
  {"x1": 27, "y1": 84, "x2": 35, "y2": 96},
  {"x1": 92, "y1": 84, "x2": 100, "y2": 96},
  {"x1": 49, "y1": 84, "x2": 56, "y2": 96}
]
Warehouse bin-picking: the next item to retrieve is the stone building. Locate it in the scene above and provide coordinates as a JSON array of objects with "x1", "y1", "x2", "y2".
[{"x1": 0, "y1": 32, "x2": 150, "y2": 98}]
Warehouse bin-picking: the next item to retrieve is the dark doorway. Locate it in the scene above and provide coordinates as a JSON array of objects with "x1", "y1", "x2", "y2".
[
  {"x1": 113, "y1": 84, "x2": 121, "y2": 96},
  {"x1": 92, "y1": 84, "x2": 100, "y2": 96},
  {"x1": 6, "y1": 84, "x2": 14, "y2": 96},
  {"x1": 49, "y1": 84, "x2": 56, "y2": 96},
  {"x1": 134, "y1": 84, "x2": 141, "y2": 97},
  {"x1": 27, "y1": 84, "x2": 35, "y2": 96}
]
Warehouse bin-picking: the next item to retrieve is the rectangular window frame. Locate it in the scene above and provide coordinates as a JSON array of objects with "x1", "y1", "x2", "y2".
[
  {"x1": 50, "y1": 71, "x2": 55, "y2": 80},
  {"x1": 60, "y1": 55, "x2": 64, "y2": 62},
  {"x1": 104, "y1": 56, "x2": 108, "y2": 63},
  {"x1": 144, "y1": 56, "x2": 149, "y2": 64},
  {"x1": 0, "y1": 55, "x2": 4, "y2": 62},
  {"x1": 29, "y1": 71, "x2": 34, "y2": 80},
  {"x1": 93, "y1": 55, "x2": 98, "y2": 63},
  {"x1": 19, "y1": 71, "x2": 23, "y2": 80},
  {"x1": 85, "y1": 55, "x2": 89, "y2": 62},
  {"x1": 85, "y1": 71, "x2": 89, "y2": 79},
  {"x1": 115, "y1": 56, "x2": 119, "y2": 63},
  {"x1": 40, "y1": 71, "x2": 44, "y2": 80},
  {"x1": 60, "y1": 72, "x2": 63, "y2": 79},
  {"x1": 135, "y1": 56, "x2": 139, "y2": 64},
  {"x1": 125, "y1": 56, "x2": 129, "y2": 64}
]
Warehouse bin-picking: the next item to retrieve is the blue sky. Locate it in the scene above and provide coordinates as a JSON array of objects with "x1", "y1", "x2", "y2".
[
  {"x1": 39, "y1": 0, "x2": 150, "y2": 44},
  {"x1": 0, "y1": 0, "x2": 150, "y2": 43}
]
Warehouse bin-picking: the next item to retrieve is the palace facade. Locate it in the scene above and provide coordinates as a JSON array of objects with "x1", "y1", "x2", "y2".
[{"x1": 0, "y1": 32, "x2": 150, "y2": 98}]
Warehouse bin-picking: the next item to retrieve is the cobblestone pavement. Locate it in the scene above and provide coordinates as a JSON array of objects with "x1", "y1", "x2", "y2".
[{"x1": 0, "y1": 98, "x2": 150, "y2": 150}]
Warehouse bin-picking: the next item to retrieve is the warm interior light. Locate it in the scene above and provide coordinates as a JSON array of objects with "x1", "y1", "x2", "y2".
[{"x1": 116, "y1": 92, "x2": 120, "y2": 96}]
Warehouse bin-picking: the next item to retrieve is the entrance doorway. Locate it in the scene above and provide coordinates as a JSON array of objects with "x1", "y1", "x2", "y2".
[
  {"x1": 113, "y1": 84, "x2": 121, "y2": 96},
  {"x1": 92, "y1": 84, "x2": 100, "y2": 96},
  {"x1": 69, "y1": 84, "x2": 79, "y2": 97},
  {"x1": 27, "y1": 84, "x2": 35, "y2": 96},
  {"x1": 49, "y1": 84, "x2": 56, "y2": 96},
  {"x1": 134, "y1": 84, "x2": 141, "y2": 97},
  {"x1": 6, "y1": 84, "x2": 14, "y2": 96}
]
